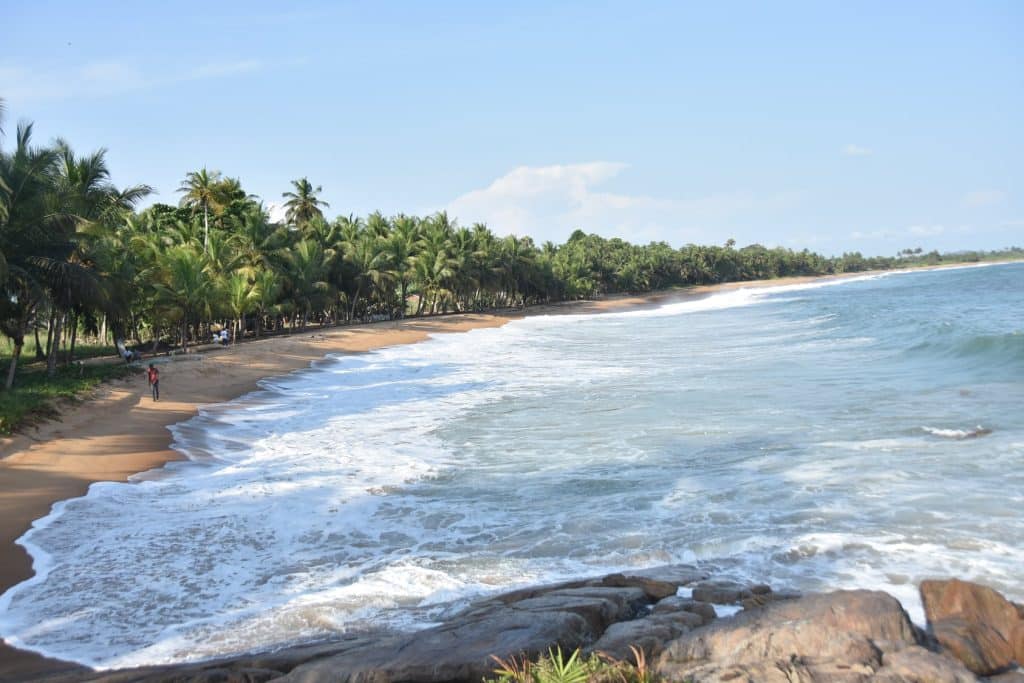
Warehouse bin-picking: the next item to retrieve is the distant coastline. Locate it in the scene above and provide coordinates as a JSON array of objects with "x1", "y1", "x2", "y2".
[{"x1": 0, "y1": 260, "x2": 1021, "y2": 680}]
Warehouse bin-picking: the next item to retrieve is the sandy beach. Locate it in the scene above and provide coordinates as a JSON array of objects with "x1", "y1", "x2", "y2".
[{"x1": 0, "y1": 266, "x2": 1004, "y2": 680}]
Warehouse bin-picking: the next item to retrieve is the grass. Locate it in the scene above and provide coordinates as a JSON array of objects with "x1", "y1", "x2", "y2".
[
  {"x1": 0, "y1": 359, "x2": 139, "y2": 436},
  {"x1": 0, "y1": 338, "x2": 120, "y2": 362},
  {"x1": 487, "y1": 646, "x2": 664, "y2": 683}
]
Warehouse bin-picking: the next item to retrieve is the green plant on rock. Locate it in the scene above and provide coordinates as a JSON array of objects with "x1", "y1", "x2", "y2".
[{"x1": 487, "y1": 645, "x2": 662, "y2": 683}]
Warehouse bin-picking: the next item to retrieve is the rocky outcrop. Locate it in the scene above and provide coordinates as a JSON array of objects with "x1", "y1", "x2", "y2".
[
  {"x1": 38, "y1": 572, "x2": 1024, "y2": 683},
  {"x1": 921, "y1": 579, "x2": 1024, "y2": 676},
  {"x1": 655, "y1": 590, "x2": 978, "y2": 682}
]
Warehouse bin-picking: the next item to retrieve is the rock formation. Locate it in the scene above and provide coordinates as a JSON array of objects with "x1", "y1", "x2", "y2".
[{"x1": 30, "y1": 571, "x2": 1022, "y2": 683}]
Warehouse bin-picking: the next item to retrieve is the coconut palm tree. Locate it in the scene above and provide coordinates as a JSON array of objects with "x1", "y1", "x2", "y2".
[
  {"x1": 251, "y1": 269, "x2": 282, "y2": 337},
  {"x1": 0, "y1": 122, "x2": 69, "y2": 386},
  {"x1": 342, "y1": 230, "x2": 389, "y2": 321},
  {"x1": 282, "y1": 177, "x2": 329, "y2": 227},
  {"x1": 153, "y1": 245, "x2": 217, "y2": 352},
  {"x1": 223, "y1": 272, "x2": 259, "y2": 342},
  {"x1": 284, "y1": 239, "x2": 332, "y2": 328},
  {"x1": 177, "y1": 168, "x2": 223, "y2": 251},
  {"x1": 382, "y1": 215, "x2": 419, "y2": 318}
]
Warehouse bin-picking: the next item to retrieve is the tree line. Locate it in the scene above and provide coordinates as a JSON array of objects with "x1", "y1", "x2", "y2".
[{"x1": 2, "y1": 101, "x2": 1021, "y2": 390}]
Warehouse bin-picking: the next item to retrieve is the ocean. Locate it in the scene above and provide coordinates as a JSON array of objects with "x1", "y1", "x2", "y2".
[{"x1": 1, "y1": 262, "x2": 1022, "y2": 669}]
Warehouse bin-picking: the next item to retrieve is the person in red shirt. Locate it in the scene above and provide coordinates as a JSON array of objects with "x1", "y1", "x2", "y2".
[{"x1": 147, "y1": 364, "x2": 160, "y2": 402}]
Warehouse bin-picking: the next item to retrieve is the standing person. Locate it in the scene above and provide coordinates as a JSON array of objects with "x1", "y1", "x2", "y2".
[{"x1": 147, "y1": 363, "x2": 160, "y2": 402}]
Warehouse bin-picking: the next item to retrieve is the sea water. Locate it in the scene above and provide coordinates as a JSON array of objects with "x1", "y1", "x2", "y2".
[{"x1": 1, "y1": 262, "x2": 1022, "y2": 669}]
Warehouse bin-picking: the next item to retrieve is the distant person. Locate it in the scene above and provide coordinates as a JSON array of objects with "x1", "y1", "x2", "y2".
[
  {"x1": 220, "y1": 329, "x2": 229, "y2": 345},
  {"x1": 147, "y1": 363, "x2": 160, "y2": 402}
]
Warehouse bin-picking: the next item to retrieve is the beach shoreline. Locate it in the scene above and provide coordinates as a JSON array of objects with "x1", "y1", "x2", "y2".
[{"x1": 0, "y1": 262, "x2": 1015, "y2": 680}]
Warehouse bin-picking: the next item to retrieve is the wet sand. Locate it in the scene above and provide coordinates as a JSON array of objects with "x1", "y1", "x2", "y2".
[{"x1": 0, "y1": 265, "x2": 998, "y2": 680}]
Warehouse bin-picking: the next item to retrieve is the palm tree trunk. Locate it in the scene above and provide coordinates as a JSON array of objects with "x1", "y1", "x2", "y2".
[
  {"x1": 203, "y1": 205, "x2": 210, "y2": 252},
  {"x1": 349, "y1": 285, "x2": 361, "y2": 322},
  {"x1": 47, "y1": 312, "x2": 64, "y2": 377},
  {"x1": 5, "y1": 341, "x2": 22, "y2": 390},
  {"x1": 67, "y1": 311, "x2": 79, "y2": 367},
  {"x1": 44, "y1": 311, "x2": 56, "y2": 360},
  {"x1": 181, "y1": 319, "x2": 189, "y2": 353},
  {"x1": 34, "y1": 325, "x2": 45, "y2": 361}
]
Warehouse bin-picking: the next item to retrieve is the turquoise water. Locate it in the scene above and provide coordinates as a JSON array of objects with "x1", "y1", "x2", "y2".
[{"x1": 1, "y1": 263, "x2": 1022, "y2": 668}]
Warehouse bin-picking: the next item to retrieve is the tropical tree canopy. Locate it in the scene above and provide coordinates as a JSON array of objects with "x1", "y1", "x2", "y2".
[{"x1": 4, "y1": 101, "x2": 1019, "y2": 390}]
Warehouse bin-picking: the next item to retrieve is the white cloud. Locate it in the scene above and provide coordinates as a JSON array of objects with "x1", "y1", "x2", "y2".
[
  {"x1": 445, "y1": 162, "x2": 799, "y2": 245},
  {"x1": 963, "y1": 189, "x2": 1006, "y2": 207},
  {"x1": 842, "y1": 144, "x2": 872, "y2": 157},
  {"x1": 0, "y1": 57, "x2": 267, "y2": 103}
]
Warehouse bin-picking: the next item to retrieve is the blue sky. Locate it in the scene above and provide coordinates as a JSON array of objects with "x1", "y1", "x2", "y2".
[{"x1": 3, "y1": 1, "x2": 1021, "y2": 256}]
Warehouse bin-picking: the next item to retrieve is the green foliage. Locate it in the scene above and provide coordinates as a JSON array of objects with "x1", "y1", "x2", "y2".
[
  {"x1": 4, "y1": 98, "x2": 1023, "y2": 400},
  {"x1": 488, "y1": 646, "x2": 662, "y2": 683},
  {"x1": 0, "y1": 360, "x2": 137, "y2": 435}
]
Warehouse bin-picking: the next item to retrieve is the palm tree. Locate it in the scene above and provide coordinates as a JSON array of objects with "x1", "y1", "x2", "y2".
[
  {"x1": 282, "y1": 177, "x2": 329, "y2": 227},
  {"x1": 224, "y1": 272, "x2": 258, "y2": 343},
  {"x1": 251, "y1": 269, "x2": 282, "y2": 337},
  {"x1": 342, "y1": 230, "x2": 390, "y2": 321},
  {"x1": 284, "y1": 239, "x2": 332, "y2": 328},
  {"x1": 177, "y1": 168, "x2": 223, "y2": 251},
  {"x1": 0, "y1": 122, "x2": 68, "y2": 386},
  {"x1": 382, "y1": 215, "x2": 419, "y2": 318},
  {"x1": 153, "y1": 245, "x2": 216, "y2": 352}
]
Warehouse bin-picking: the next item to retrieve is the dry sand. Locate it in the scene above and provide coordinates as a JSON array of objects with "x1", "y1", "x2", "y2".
[{"x1": 0, "y1": 266, "x2": 991, "y2": 680}]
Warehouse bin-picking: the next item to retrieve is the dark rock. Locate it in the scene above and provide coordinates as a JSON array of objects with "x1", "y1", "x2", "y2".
[
  {"x1": 280, "y1": 585, "x2": 651, "y2": 683},
  {"x1": 741, "y1": 588, "x2": 802, "y2": 611},
  {"x1": 627, "y1": 564, "x2": 710, "y2": 586},
  {"x1": 600, "y1": 573, "x2": 678, "y2": 600},
  {"x1": 690, "y1": 580, "x2": 753, "y2": 604},
  {"x1": 652, "y1": 596, "x2": 717, "y2": 624},
  {"x1": 656, "y1": 590, "x2": 921, "y2": 682},
  {"x1": 921, "y1": 579, "x2": 1024, "y2": 675},
  {"x1": 588, "y1": 611, "x2": 704, "y2": 660}
]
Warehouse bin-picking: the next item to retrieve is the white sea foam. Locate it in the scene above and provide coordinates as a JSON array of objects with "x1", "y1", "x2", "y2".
[{"x1": 1, "y1": 262, "x2": 1022, "y2": 669}]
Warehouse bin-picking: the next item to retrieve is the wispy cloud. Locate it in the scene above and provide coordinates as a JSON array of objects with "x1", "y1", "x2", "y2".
[
  {"x1": 963, "y1": 189, "x2": 1006, "y2": 207},
  {"x1": 0, "y1": 57, "x2": 270, "y2": 103},
  {"x1": 445, "y1": 162, "x2": 800, "y2": 245},
  {"x1": 842, "y1": 144, "x2": 872, "y2": 157}
]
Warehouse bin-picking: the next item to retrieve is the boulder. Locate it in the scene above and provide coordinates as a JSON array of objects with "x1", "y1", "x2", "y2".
[
  {"x1": 627, "y1": 564, "x2": 710, "y2": 586},
  {"x1": 600, "y1": 573, "x2": 678, "y2": 600},
  {"x1": 656, "y1": 590, "x2": 922, "y2": 682},
  {"x1": 921, "y1": 579, "x2": 1024, "y2": 675},
  {"x1": 690, "y1": 580, "x2": 753, "y2": 604},
  {"x1": 588, "y1": 611, "x2": 705, "y2": 660},
  {"x1": 280, "y1": 584, "x2": 652, "y2": 683},
  {"x1": 652, "y1": 596, "x2": 717, "y2": 624},
  {"x1": 874, "y1": 647, "x2": 978, "y2": 682}
]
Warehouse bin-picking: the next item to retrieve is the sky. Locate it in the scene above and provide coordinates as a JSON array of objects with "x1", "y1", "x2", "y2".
[{"x1": 2, "y1": 1, "x2": 1021, "y2": 257}]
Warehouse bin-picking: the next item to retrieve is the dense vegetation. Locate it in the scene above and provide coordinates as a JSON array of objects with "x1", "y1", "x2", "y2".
[{"x1": 2, "y1": 98, "x2": 1022, "y2": 406}]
